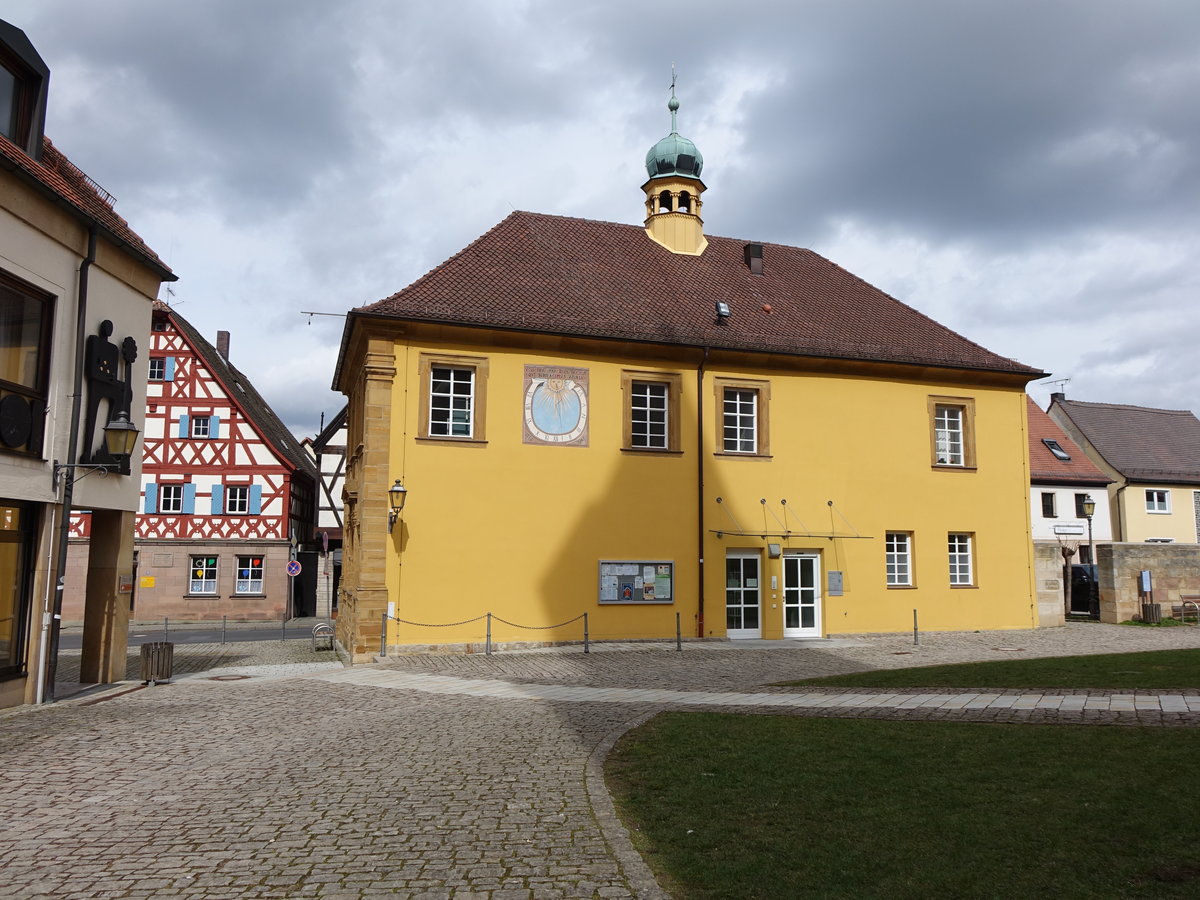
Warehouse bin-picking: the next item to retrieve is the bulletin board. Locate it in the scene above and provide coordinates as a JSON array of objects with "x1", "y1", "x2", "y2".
[{"x1": 598, "y1": 560, "x2": 674, "y2": 605}]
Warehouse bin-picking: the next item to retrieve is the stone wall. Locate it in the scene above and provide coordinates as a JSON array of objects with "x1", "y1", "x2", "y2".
[
  {"x1": 1033, "y1": 541, "x2": 1067, "y2": 627},
  {"x1": 1097, "y1": 543, "x2": 1200, "y2": 623}
]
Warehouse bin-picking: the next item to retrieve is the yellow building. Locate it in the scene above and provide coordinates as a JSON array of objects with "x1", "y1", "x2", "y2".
[{"x1": 332, "y1": 95, "x2": 1044, "y2": 660}]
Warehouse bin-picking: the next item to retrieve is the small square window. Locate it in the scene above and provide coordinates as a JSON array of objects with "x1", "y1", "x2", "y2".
[
  {"x1": 1146, "y1": 489, "x2": 1170, "y2": 513},
  {"x1": 235, "y1": 555, "x2": 263, "y2": 594},
  {"x1": 191, "y1": 416, "x2": 210, "y2": 439},
  {"x1": 148, "y1": 358, "x2": 165, "y2": 381},
  {"x1": 189, "y1": 555, "x2": 217, "y2": 594},
  {"x1": 159, "y1": 484, "x2": 184, "y2": 514},
  {"x1": 226, "y1": 485, "x2": 249, "y2": 514}
]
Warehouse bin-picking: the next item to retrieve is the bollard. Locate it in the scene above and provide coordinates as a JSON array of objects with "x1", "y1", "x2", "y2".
[
  {"x1": 282, "y1": 611, "x2": 287, "y2": 642},
  {"x1": 583, "y1": 612, "x2": 590, "y2": 654},
  {"x1": 380, "y1": 610, "x2": 387, "y2": 657},
  {"x1": 913, "y1": 609, "x2": 919, "y2": 646},
  {"x1": 676, "y1": 612, "x2": 682, "y2": 652},
  {"x1": 222, "y1": 615, "x2": 227, "y2": 645},
  {"x1": 485, "y1": 612, "x2": 492, "y2": 656},
  {"x1": 163, "y1": 616, "x2": 169, "y2": 643}
]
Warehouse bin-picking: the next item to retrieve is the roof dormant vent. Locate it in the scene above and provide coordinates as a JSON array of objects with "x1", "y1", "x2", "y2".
[{"x1": 744, "y1": 243, "x2": 763, "y2": 276}]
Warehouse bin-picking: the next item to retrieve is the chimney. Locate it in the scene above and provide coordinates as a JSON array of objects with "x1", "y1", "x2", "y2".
[
  {"x1": 216, "y1": 330, "x2": 230, "y2": 361},
  {"x1": 743, "y1": 243, "x2": 763, "y2": 276},
  {"x1": 1050, "y1": 392, "x2": 1065, "y2": 403}
]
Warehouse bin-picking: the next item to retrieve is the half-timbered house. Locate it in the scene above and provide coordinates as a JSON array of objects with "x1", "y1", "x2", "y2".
[
  {"x1": 303, "y1": 404, "x2": 346, "y2": 618},
  {"x1": 66, "y1": 303, "x2": 317, "y2": 621}
]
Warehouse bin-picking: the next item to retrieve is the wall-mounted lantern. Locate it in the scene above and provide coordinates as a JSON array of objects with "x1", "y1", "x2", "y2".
[
  {"x1": 387, "y1": 479, "x2": 408, "y2": 533},
  {"x1": 52, "y1": 411, "x2": 141, "y2": 489}
]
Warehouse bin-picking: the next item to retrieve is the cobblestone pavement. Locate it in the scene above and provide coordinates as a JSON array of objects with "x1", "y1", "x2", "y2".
[{"x1": 4, "y1": 622, "x2": 1200, "y2": 899}]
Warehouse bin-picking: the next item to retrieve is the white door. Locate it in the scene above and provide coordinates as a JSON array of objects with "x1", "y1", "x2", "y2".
[
  {"x1": 725, "y1": 551, "x2": 762, "y2": 639},
  {"x1": 783, "y1": 553, "x2": 822, "y2": 638}
]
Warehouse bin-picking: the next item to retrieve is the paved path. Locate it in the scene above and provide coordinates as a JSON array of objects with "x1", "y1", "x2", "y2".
[{"x1": 3, "y1": 623, "x2": 1200, "y2": 899}]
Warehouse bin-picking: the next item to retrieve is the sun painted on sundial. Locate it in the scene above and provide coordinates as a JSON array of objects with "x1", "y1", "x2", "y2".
[{"x1": 522, "y1": 365, "x2": 588, "y2": 446}]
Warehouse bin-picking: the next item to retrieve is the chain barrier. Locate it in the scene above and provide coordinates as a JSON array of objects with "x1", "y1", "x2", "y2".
[{"x1": 378, "y1": 609, "x2": 685, "y2": 657}]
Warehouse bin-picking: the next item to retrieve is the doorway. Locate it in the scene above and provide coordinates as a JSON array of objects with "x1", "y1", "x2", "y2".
[
  {"x1": 725, "y1": 551, "x2": 762, "y2": 639},
  {"x1": 783, "y1": 553, "x2": 822, "y2": 638}
]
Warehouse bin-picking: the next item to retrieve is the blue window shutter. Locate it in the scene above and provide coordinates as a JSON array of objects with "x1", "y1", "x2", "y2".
[
  {"x1": 210, "y1": 414, "x2": 220, "y2": 439},
  {"x1": 211, "y1": 484, "x2": 224, "y2": 515},
  {"x1": 164, "y1": 357, "x2": 176, "y2": 381},
  {"x1": 144, "y1": 482, "x2": 157, "y2": 514},
  {"x1": 249, "y1": 484, "x2": 262, "y2": 515},
  {"x1": 182, "y1": 483, "x2": 196, "y2": 515},
  {"x1": 178, "y1": 414, "x2": 189, "y2": 438}
]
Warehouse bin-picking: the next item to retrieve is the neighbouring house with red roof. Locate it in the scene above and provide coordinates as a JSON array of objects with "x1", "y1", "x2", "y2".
[
  {"x1": 0, "y1": 19, "x2": 175, "y2": 706},
  {"x1": 331, "y1": 92, "x2": 1047, "y2": 660},
  {"x1": 1026, "y1": 396, "x2": 1112, "y2": 624},
  {"x1": 65, "y1": 306, "x2": 318, "y2": 623}
]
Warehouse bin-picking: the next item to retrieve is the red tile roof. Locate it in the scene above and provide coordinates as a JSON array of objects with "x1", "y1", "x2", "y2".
[
  {"x1": 1026, "y1": 396, "x2": 1110, "y2": 485},
  {"x1": 353, "y1": 212, "x2": 1042, "y2": 376},
  {"x1": 1050, "y1": 398, "x2": 1200, "y2": 485},
  {"x1": 0, "y1": 134, "x2": 174, "y2": 280}
]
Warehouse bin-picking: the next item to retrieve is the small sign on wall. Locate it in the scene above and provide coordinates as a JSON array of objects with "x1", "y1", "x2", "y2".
[
  {"x1": 139, "y1": 576, "x2": 156, "y2": 589},
  {"x1": 828, "y1": 571, "x2": 844, "y2": 596}
]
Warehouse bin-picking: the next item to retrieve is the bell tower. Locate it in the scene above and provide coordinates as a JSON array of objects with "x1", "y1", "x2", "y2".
[{"x1": 642, "y1": 79, "x2": 707, "y2": 255}]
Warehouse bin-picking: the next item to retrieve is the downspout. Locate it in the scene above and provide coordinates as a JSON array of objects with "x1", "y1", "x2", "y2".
[
  {"x1": 696, "y1": 347, "x2": 709, "y2": 637},
  {"x1": 42, "y1": 225, "x2": 97, "y2": 703},
  {"x1": 1115, "y1": 483, "x2": 1128, "y2": 543}
]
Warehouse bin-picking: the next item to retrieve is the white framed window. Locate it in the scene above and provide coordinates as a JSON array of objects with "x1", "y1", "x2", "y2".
[
  {"x1": 934, "y1": 405, "x2": 963, "y2": 465},
  {"x1": 235, "y1": 555, "x2": 263, "y2": 594},
  {"x1": 885, "y1": 532, "x2": 913, "y2": 586},
  {"x1": 429, "y1": 365, "x2": 475, "y2": 437},
  {"x1": 631, "y1": 381, "x2": 669, "y2": 449},
  {"x1": 1041, "y1": 492, "x2": 1057, "y2": 518},
  {"x1": 148, "y1": 357, "x2": 165, "y2": 381},
  {"x1": 1146, "y1": 489, "x2": 1170, "y2": 513},
  {"x1": 189, "y1": 555, "x2": 217, "y2": 594},
  {"x1": 226, "y1": 485, "x2": 249, "y2": 514},
  {"x1": 723, "y1": 388, "x2": 757, "y2": 453},
  {"x1": 191, "y1": 415, "x2": 210, "y2": 439},
  {"x1": 159, "y1": 484, "x2": 184, "y2": 514},
  {"x1": 948, "y1": 533, "x2": 974, "y2": 586}
]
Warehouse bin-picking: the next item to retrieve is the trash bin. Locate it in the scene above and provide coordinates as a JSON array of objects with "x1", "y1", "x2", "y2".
[
  {"x1": 140, "y1": 642, "x2": 174, "y2": 684},
  {"x1": 1141, "y1": 603, "x2": 1162, "y2": 625}
]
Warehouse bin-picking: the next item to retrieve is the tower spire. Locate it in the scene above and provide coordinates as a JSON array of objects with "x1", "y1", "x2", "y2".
[
  {"x1": 669, "y1": 63, "x2": 679, "y2": 132},
  {"x1": 642, "y1": 69, "x2": 707, "y2": 255}
]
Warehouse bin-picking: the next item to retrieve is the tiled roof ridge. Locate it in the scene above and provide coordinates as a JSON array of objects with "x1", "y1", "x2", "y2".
[{"x1": 1057, "y1": 398, "x2": 1195, "y2": 416}]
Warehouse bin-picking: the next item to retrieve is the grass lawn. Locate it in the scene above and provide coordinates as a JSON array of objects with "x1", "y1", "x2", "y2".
[
  {"x1": 607, "y1": 713, "x2": 1200, "y2": 899},
  {"x1": 779, "y1": 648, "x2": 1200, "y2": 690}
]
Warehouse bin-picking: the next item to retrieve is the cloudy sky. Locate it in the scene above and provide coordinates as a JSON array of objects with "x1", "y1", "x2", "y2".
[{"x1": 8, "y1": 0, "x2": 1200, "y2": 437}]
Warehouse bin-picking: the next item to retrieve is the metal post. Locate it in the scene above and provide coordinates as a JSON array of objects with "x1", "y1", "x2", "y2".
[
  {"x1": 222, "y1": 615, "x2": 226, "y2": 645},
  {"x1": 380, "y1": 610, "x2": 387, "y2": 657},
  {"x1": 583, "y1": 612, "x2": 589, "y2": 654},
  {"x1": 281, "y1": 611, "x2": 286, "y2": 642},
  {"x1": 486, "y1": 612, "x2": 492, "y2": 656},
  {"x1": 676, "y1": 612, "x2": 682, "y2": 652},
  {"x1": 913, "y1": 609, "x2": 919, "y2": 646},
  {"x1": 164, "y1": 616, "x2": 169, "y2": 643}
]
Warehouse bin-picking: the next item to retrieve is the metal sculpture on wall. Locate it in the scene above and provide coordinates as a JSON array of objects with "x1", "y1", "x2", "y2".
[{"x1": 81, "y1": 319, "x2": 138, "y2": 473}]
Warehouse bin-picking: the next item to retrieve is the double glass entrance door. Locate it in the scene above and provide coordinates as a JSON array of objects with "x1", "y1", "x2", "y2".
[{"x1": 726, "y1": 551, "x2": 822, "y2": 639}]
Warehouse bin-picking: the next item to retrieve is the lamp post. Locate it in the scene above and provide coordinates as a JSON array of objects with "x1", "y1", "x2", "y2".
[{"x1": 1083, "y1": 494, "x2": 1097, "y2": 619}]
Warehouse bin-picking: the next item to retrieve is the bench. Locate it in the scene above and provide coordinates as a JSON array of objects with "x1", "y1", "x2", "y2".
[{"x1": 1172, "y1": 596, "x2": 1200, "y2": 624}]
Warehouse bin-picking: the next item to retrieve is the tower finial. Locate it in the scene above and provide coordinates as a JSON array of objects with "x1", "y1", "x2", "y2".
[{"x1": 668, "y1": 63, "x2": 679, "y2": 132}]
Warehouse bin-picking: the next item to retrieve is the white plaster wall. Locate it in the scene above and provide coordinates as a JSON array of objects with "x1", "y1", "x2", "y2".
[{"x1": 1029, "y1": 485, "x2": 1113, "y2": 544}]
